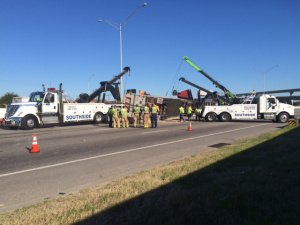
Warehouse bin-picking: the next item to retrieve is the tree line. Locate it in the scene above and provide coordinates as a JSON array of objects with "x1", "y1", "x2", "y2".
[{"x1": 0, "y1": 92, "x2": 18, "y2": 107}]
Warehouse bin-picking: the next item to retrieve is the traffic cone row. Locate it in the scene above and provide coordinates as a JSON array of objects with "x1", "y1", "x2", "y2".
[
  {"x1": 31, "y1": 134, "x2": 40, "y2": 153},
  {"x1": 187, "y1": 122, "x2": 192, "y2": 131}
]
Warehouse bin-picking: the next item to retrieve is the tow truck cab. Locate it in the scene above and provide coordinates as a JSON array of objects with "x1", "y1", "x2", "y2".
[{"x1": 257, "y1": 95, "x2": 294, "y2": 122}]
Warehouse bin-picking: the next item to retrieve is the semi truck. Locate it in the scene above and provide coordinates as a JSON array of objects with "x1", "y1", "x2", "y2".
[
  {"x1": 202, "y1": 94, "x2": 294, "y2": 123},
  {"x1": 123, "y1": 91, "x2": 185, "y2": 121}
]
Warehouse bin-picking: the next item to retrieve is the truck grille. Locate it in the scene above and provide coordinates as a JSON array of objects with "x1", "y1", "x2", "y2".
[{"x1": 5, "y1": 105, "x2": 19, "y2": 118}]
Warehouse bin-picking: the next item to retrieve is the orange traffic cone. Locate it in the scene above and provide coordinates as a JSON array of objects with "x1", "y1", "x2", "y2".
[
  {"x1": 187, "y1": 122, "x2": 192, "y2": 131},
  {"x1": 31, "y1": 134, "x2": 40, "y2": 153}
]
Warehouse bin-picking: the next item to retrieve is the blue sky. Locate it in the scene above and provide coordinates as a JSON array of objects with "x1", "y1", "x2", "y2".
[{"x1": 1, "y1": 0, "x2": 299, "y2": 99}]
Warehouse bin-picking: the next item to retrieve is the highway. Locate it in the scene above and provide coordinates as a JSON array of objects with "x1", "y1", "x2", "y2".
[{"x1": 0, "y1": 115, "x2": 298, "y2": 212}]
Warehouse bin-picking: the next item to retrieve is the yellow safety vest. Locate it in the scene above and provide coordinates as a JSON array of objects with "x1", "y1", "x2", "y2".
[
  {"x1": 151, "y1": 105, "x2": 158, "y2": 114},
  {"x1": 112, "y1": 108, "x2": 118, "y2": 117},
  {"x1": 134, "y1": 106, "x2": 140, "y2": 113},
  {"x1": 121, "y1": 108, "x2": 127, "y2": 117},
  {"x1": 179, "y1": 107, "x2": 184, "y2": 114},
  {"x1": 144, "y1": 106, "x2": 149, "y2": 113}
]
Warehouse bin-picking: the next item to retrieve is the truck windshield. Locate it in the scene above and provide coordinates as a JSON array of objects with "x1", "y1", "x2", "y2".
[{"x1": 29, "y1": 92, "x2": 45, "y2": 102}]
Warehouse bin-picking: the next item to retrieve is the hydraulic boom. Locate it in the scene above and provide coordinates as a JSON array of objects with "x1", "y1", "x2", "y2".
[
  {"x1": 179, "y1": 77, "x2": 228, "y2": 105},
  {"x1": 183, "y1": 56, "x2": 238, "y2": 103},
  {"x1": 88, "y1": 67, "x2": 130, "y2": 102}
]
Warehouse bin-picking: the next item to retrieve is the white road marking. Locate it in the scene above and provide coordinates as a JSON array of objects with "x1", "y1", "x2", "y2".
[
  {"x1": 0, "y1": 123, "x2": 269, "y2": 178},
  {"x1": 141, "y1": 129, "x2": 168, "y2": 134}
]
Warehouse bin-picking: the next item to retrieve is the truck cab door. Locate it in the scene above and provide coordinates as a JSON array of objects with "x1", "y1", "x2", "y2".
[
  {"x1": 42, "y1": 93, "x2": 58, "y2": 114},
  {"x1": 266, "y1": 97, "x2": 277, "y2": 113}
]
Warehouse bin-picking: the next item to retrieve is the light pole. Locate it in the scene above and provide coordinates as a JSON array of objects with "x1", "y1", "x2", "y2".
[
  {"x1": 263, "y1": 64, "x2": 278, "y2": 93},
  {"x1": 98, "y1": 2, "x2": 148, "y2": 102}
]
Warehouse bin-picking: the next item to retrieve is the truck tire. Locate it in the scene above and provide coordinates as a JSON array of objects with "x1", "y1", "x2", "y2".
[
  {"x1": 21, "y1": 115, "x2": 37, "y2": 130},
  {"x1": 94, "y1": 112, "x2": 103, "y2": 123},
  {"x1": 219, "y1": 112, "x2": 231, "y2": 122},
  {"x1": 205, "y1": 112, "x2": 217, "y2": 122},
  {"x1": 277, "y1": 112, "x2": 289, "y2": 123}
]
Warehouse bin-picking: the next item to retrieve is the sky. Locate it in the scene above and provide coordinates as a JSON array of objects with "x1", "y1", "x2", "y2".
[{"x1": 1, "y1": 0, "x2": 299, "y2": 100}]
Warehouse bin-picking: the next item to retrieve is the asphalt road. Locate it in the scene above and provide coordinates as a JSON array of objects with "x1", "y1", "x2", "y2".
[{"x1": 0, "y1": 116, "x2": 296, "y2": 212}]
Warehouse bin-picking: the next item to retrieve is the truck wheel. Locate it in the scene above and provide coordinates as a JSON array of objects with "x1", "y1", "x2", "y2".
[
  {"x1": 21, "y1": 115, "x2": 37, "y2": 130},
  {"x1": 205, "y1": 112, "x2": 217, "y2": 122},
  {"x1": 219, "y1": 112, "x2": 231, "y2": 122},
  {"x1": 277, "y1": 112, "x2": 289, "y2": 123},
  {"x1": 94, "y1": 112, "x2": 103, "y2": 123}
]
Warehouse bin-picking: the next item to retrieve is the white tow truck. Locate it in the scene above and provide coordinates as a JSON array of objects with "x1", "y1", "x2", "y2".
[
  {"x1": 0, "y1": 104, "x2": 7, "y2": 126},
  {"x1": 201, "y1": 94, "x2": 294, "y2": 123},
  {"x1": 3, "y1": 83, "x2": 110, "y2": 129}
]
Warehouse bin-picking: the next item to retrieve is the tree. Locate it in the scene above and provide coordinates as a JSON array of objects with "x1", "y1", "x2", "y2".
[{"x1": 0, "y1": 92, "x2": 18, "y2": 105}]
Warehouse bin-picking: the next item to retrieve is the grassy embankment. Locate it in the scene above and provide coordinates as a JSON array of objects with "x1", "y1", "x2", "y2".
[{"x1": 0, "y1": 126, "x2": 299, "y2": 225}]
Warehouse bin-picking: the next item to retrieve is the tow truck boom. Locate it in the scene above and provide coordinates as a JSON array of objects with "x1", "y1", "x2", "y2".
[
  {"x1": 183, "y1": 56, "x2": 237, "y2": 103},
  {"x1": 179, "y1": 77, "x2": 229, "y2": 105},
  {"x1": 88, "y1": 67, "x2": 130, "y2": 102}
]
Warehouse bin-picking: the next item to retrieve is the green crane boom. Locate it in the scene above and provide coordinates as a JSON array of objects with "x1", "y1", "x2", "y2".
[{"x1": 183, "y1": 56, "x2": 237, "y2": 103}]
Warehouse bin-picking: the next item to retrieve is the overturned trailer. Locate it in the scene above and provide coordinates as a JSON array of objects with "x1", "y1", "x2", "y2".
[{"x1": 124, "y1": 92, "x2": 189, "y2": 120}]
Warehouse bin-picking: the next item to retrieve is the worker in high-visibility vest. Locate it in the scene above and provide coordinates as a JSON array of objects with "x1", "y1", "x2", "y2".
[
  {"x1": 179, "y1": 105, "x2": 185, "y2": 122},
  {"x1": 143, "y1": 104, "x2": 150, "y2": 128},
  {"x1": 112, "y1": 106, "x2": 120, "y2": 128},
  {"x1": 150, "y1": 103, "x2": 159, "y2": 128},
  {"x1": 133, "y1": 104, "x2": 141, "y2": 128},
  {"x1": 187, "y1": 105, "x2": 193, "y2": 121},
  {"x1": 195, "y1": 106, "x2": 202, "y2": 121},
  {"x1": 120, "y1": 106, "x2": 129, "y2": 128}
]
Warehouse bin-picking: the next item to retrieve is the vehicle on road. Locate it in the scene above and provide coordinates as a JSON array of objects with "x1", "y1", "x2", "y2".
[
  {"x1": 0, "y1": 104, "x2": 6, "y2": 126},
  {"x1": 178, "y1": 56, "x2": 294, "y2": 123},
  {"x1": 202, "y1": 94, "x2": 294, "y2": 123},
  {"x1": 3, "y1": 67, "x2": 131, "y2": 129},
  {"x1": 3, "y1": 84, "x2": 110, "y2": 129}
]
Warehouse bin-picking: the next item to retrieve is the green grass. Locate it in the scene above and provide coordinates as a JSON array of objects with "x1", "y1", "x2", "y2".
[{"x1": 0, "y1": 126, "x2": 299, "y2": 225}]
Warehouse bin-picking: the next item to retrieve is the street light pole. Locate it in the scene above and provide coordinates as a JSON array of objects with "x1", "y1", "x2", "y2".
[{"x1": 98, "y1": 3, "x2": 148, "y2": 102}]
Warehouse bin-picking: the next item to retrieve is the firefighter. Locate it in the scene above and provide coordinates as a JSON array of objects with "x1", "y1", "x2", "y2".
[
  {"x1": 179, "y1": 105, "x2": 185, "y2": 122},
  {"x1": 112, "y1": 105, "x2": 120, "y2": 128},
  {"x1": 143, "y1": 104, "x2": 150, "y2": 128},
  {"x1": 133, "y1": 104, "x2": 141, "y2": 128},
  {"x1": 151, "y1": 103, "x2": 159, "y2": 128},
  {"x1": 187, "y1": 105, "x2": 193, "y2": 121},
  {"x1": 195, "y1": 106, "x2": 202, "y2": 121},
  {"x1": 120, "y1": 106, "x2": 129, "y2": 128}
]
